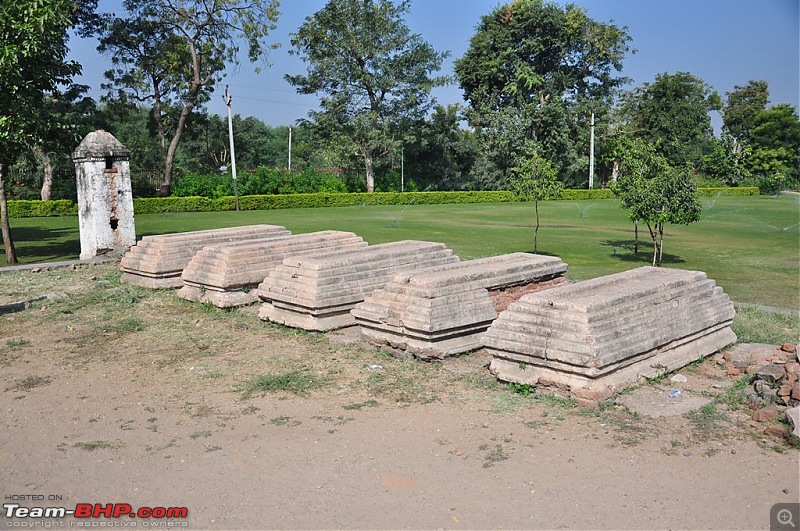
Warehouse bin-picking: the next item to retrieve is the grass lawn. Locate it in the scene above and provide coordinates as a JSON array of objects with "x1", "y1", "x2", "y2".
[{"x1": 3, "y1": 193, "x2": 799, "y2": 309}]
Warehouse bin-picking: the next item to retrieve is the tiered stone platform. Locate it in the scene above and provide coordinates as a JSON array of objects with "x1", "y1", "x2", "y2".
[
  {"x1": 257, "y1": 240, "x2": 459, "y2": 331},
  {"x1": 351, "y1": 253, "x2": 568, "y2": 358},
  {"x1": 177, "y1": 231, "x2": 367, "y2": 307},
  {"x1": 483, "y1": 266, "x2": 736, "y2": 406},
  {"x1": 120, "y1": 225, "x2": 290, "y2": 288}
]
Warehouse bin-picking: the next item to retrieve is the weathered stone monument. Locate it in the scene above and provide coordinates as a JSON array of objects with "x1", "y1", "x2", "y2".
[
  {"x1": 257, "y1": 240, "x2": 460, "y2": 331},
  {"x1": 351, "y1": 253, "x2": 568, "y2": 358},
  {"x1": 483, "y1": 266, "x2": 736, "y2": 406},
  {"x1": 73, "y1": 130, "x2": 136, "y2": 260},
  {"x1": 120, "y1": 225, "x2": 290, "y2": 288},
  {"x1": 177, "y1": 231, "x2": 368, "y2": 308}
]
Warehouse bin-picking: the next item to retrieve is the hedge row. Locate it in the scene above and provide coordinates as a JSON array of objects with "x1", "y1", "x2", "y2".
[
  {"x1": 7, "y1": 199, "x2": 77, "y2": 217},
  {"x1": 6, "y1": 186, "x2": 761, "y2": 218},
  {"x1": 696, "y1": 186, "x2": 759, "y2": 197}
]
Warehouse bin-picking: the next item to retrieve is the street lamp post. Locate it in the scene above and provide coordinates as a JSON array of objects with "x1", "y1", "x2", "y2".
[{"x1": 223, "y1": 85, "x2": 240, "y2": 211}]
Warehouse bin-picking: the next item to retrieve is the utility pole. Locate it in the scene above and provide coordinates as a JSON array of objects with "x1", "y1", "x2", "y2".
[
  {"x1": 401, "y1": 147, "x2": 404, "y2": 193},
  {"x1": 223, "y1": 85, "x2": 239, "y2": 211},
  {"x1": 288, "y1": 126, "x2": 292, "y2": 171},
  {"x1": 589, "y1": 111, "x2": 595, "y2": 189}
]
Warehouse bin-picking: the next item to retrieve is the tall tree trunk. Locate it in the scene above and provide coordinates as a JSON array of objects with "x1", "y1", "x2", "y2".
[
  {"x1": 533, "y1": 199, "x2": 540, "y2": 253},
  {"x1": 159, "y1": 38, "x2": 205, "y2": 196},
  {"x1": 364, "y1": 151, "x2": 375, "y2": 193},
  {"x1": 33, "y1": 146, "x2": 53, "y2": 201},
  {"x1": 657, "y1": 224, "x2": 664, "y2": 267},
  {"x1": 611, "y1": 159, "x2": 619, "y2": 182},
  {"x1": 161, "y1": 100, "x2": 195, "y2": 196},
  {"x1": 0, "y1": 163, "x2": 18, "y2": 264},
  {"x1": 634, "y1": 220, "x2": 639, "y2": 254}
]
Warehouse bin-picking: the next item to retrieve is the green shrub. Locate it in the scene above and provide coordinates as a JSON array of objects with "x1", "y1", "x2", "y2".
[
  {"x1": 173, "y1": 168, "x2": 349, "y2": 197},
  {"x1": 7, "y1": 199, "x2": 77, "y2": 217},
  {"x1": 740, "y1": 173, "x2": 792, "y2": 195},
  {"x1": 696, "y1": 187, "x2": 759, "y2": 197},
  {"x1": 238, "y1": 167, "x2": 348, "y2": 195},
  {"x1": 132, "y1": 196, "x2": 216, "y2": 214},
  {"x1": 182, "y1": 191, "x2": 516, "y2": 212},
  {"x1": 6, "y1": 187, "x2": 760, "y2": 217},
  {"x1": 171, "y1": 172, "x2": 233, "y2": 198}
]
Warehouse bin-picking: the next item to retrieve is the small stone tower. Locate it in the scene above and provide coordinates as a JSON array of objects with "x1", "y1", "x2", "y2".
[{"x1": 73, "y1": 130, "x2": 136, "y2": 260}]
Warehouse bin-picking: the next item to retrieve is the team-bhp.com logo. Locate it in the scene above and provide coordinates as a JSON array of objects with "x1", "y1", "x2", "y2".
[{"x1": 4, "y1": 503, "x2": 188, "y2": 526}]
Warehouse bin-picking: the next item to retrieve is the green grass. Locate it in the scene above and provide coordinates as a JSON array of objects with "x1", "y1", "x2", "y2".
[
  {"x1": 4, "y1": 194, "x2": 799, "y2": 308},
  {"x1": 731, "y1": 306, "x2": 800, "y2": 343},
  {"x1": 239, "y1": 369, "x2": 329, "y2": 399}
]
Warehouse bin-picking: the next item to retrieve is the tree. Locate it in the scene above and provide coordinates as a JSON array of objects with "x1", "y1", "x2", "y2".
[
  {"x1": 0, "y1": 0, "x2": 82, "y2": 264},
  {"x1": 617, "y1": 72, "x2": 721, "y2": 170},
  {"x1": 286, "y1": 0, "x2": 448, "y2": 193},
  {"x1": 467, "y1": 104, "x2": 538, "y2": 189},
  {"x1": 747, "y1": 103, "x2": 800, "y2": 188},
  {"x1": 98, "y1": 0, "x2": 280, "y2": 195},
  {"x1": 28, "y1": 84, "x2": 97, "y2": 200},
  {"x1": 403, "y1": 104, "x2": 476, "y2": 191},
  {"x1": 454, "y1": 0, "x2": 632, "y2": 185},
  {"x1": 612, "y1": 138, "x2": 701, "y2": 266},
  {"x1": 723, "y1": 80, "x2": 769, "y2": 148},
  {"x1": 701, "y1": 132, "x2": 750, "y2": 186},
  {"x1": 509, "y1": 154, "x2": 563, "y2": 253}
]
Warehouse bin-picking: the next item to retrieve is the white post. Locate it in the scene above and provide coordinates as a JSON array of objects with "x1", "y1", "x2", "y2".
[
  {"x1": 401, "y1": 147, "x2": 404, "y2": 193},
  {"x1": 589, "y1": 111, "x2": 595, "y2": 189},
  {"x1": 288, "y1": 126, "x2": 293, "y2": 171},
  {"x1": 224, "y1": 85, "x2": 239, "y2": 211}
]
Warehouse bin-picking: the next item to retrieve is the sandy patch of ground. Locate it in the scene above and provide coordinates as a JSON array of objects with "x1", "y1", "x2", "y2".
[{"x1": 1, "y1": 263, "x2": 798, "y2": 530}]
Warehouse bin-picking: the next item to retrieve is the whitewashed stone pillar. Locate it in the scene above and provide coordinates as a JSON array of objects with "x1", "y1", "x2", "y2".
[{"x1": 73, "y1": 131, "x2": 136, "y2": 260}]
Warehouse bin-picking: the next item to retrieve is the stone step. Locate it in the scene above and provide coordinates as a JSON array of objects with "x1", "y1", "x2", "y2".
[
  {"x1": 120, "y1": 225, "x2": 290, "y2": 288},
  {"x1": 257, "y1": 240, "x2": 460, "y2": 331},
  {"x1": 351, "y1": 253, "x2": 569, "y2": 358},
  {"x1": 176, "y1": 231, "x2": 367, "y2": 307},
  {"x1": 483, "y1": 266, "x2": 736, "y2": 406}
]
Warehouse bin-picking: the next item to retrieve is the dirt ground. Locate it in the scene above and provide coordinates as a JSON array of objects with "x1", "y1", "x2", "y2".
[{"x1": 1, "y1": 263, "x2": 798, "y2": 530}]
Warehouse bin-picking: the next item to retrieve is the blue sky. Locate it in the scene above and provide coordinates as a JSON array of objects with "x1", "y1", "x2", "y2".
[{"x1": 69, "y1": 0, "x2": 800, "y2": 130}]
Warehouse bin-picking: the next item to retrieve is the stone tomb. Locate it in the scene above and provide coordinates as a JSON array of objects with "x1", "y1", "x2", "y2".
[
  {"x1": 483, "y1": 266, "x2": 736, "y2": 406},
  {"x1": 177, "y1": 231, "x2": 368, "y2": 308},
  {"x1": 351, "y1": 253, "x2": 568, "y2": 358},
  {"x1": 120, "y1": 225, "x2": 290, "y2": 288},
  {"x1": 257, "y1": 240, "x2": 459, "y2": 331}
]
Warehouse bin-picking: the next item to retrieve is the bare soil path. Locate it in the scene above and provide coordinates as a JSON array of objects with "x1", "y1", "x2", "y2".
[{"x1": 1, "y1": 263, "x2": 798, "y2": 530}]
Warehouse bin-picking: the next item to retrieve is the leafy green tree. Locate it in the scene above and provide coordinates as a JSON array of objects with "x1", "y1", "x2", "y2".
[
  {"x1": 454, "y1": 0, "x2": 632, "y2": 186},
  {"x1": 400, "y1": 104, "x2": 476, "y2": 191},
  {"x1": 700, "y1": 133, "x2": 750, "y2": 186},
  {"x1": 27, "y1": 84, "x2": 97, "y2": 200},
  {"x1": 723, "y1": 80, "x2": 769, "y2": 147},
  {"x1": 747, "y1": 103, "x2": 800, "y2": 189},
  {"x1": 98, "y1": 0, "x2": 280, "y2": 194},
  {"x1": 618, "y1": 72, "x2": 721, "y2": 170},
  {"x1": 0, "y1": 0, "x2": 82, "y2": 263},
  {"x1": 509, "y1": 154, "x2": 564, "y2": 253},
  {"x1": 95, "y1": 104, "x2": 167, "y2": 173},
  {"x1": 286, "y1": 0, "x2": 448, "y2": 193},
  {"x1": 612, "y1": 138, "x2": 701, "y2": 266}
]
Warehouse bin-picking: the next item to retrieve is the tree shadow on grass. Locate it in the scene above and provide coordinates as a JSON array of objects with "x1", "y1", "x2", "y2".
[
  {"x1": 600, "y1": 239, "x2": 686, "y2": 265},
  {"x1": 3, "y1": 226, "x2": 80, "y2": 263}
]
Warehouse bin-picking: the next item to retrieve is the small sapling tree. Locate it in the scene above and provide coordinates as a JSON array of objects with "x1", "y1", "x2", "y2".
[{"x1": 509, "y1": 154, "x2": 563, "y2": 253}]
